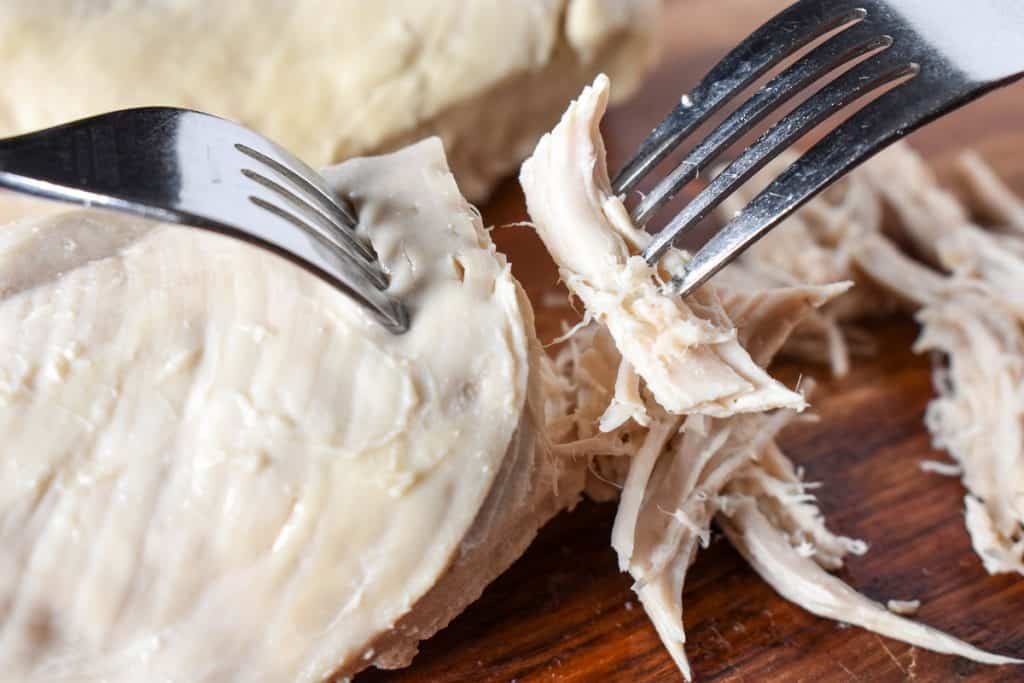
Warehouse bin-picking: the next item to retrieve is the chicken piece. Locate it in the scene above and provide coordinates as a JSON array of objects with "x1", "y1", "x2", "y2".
[
  {"x1": 953, "y1": 151, "x2": 1024, "y2": 234},
  {"x1": 846, "y1": 146, "x2": 1024, "y2": 576},
  {"x1": 0, "y1": 138, "x2": 584, "y2": 681},
  {"x1": 0, "y1": 0, "x2": 660, "y2": 200},
  {"x1": 520, "y1": 74, "x2": 805, "y2": 419},
  {"x1": 719, "y1": 132, "x2": 1024, "y2": 579},
  {"x1": 731, "y1": 142, "x2": 1024, "y2": 578},
  {"x1": 718, "y1": 503, "x2": 1017, "y2": 665},
  {"x1": 526, "y1": 76, "x2": 1020, "y2": 680}
]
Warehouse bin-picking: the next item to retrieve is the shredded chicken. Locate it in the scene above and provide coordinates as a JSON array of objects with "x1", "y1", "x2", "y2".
[
  {"x1": 719, "y1": 504, "x2": 1012, "y2": 665},
  {"x1": 521, "y1": 74, "x2": 805, "y2": 420},
  {"x1": 522, "y1": 76, "x2": 1021, "y2": 680},
  {"x1": 848, "y1": 147, "x2": 1024, "y2": 576},
  {"x1": 724, "y1": 141, "x2": 1024, "y2": 579}
]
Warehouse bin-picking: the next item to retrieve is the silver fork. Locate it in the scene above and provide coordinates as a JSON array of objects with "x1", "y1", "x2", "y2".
[
  {"x1": 0, "y1": 108, "x2": 409, "y2": 333},
  {"x1": 614, "y1": 0, "x2": 1024, "y2": 296}
]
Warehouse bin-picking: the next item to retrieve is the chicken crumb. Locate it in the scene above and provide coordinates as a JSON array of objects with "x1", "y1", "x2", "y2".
[
  {"x1": 887, "y1": 600, "x2": 921, "y2": 616},
  {"x1": 920, "y1": 460, "x2": 962, "y2": 477}
]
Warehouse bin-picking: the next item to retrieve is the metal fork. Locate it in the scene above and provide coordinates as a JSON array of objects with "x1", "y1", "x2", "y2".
[
  {"x1": 0, "y1": 108, "x2": 409, "y2": 333},
  {"x1": 614, "y1": 0, "x2": 1024, "y2": 296}
]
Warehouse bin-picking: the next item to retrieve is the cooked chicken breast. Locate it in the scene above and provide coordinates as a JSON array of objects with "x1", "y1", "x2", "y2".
[
  {"x1": 0, "y1": 139, "x2": 583, "y2": 681},
  {"x1": 0, "y1": 0, "x2": 660, "y2": 200}
]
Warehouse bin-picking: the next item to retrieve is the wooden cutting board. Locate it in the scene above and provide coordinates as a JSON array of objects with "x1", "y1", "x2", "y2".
[{"x1": 363, "y1": 1, "x2": 1024, "y2": 680}]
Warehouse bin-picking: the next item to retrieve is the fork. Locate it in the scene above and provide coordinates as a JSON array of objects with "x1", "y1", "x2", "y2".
[
  {"x1": 0, "y1": 108, "x2": 409, "y2": 333},
  {"x1": 613, "y1": 0, "x2": 1024, "y2": 296}
]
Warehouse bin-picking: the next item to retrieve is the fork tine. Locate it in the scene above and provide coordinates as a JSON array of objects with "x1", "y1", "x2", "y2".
[
  {"x1": 240, "y1": 168, "x2": 389, "y2": 288},
  {"x1": 631, "y1": 20, "x2": 890, "y2": 226},
  {"x1": 235, "y1": 143, "x2": 361, "y2": 234},
  {"x1": 247, "y1": 194, "x2": 408, "y2": 332},
  {"x1": 642, "y1": 50, "x2": 917, "y2": 264},
  {"x1": 235, "y1": 141, "x2": 392, "y2": 283},
  {"x1": 611, "y1": 0, "x2": 866, "y2": 195}
]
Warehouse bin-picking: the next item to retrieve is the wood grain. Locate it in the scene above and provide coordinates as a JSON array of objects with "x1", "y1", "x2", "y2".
[{"x1": 362, "y1": 1, "x2": 1024, "y2": 680}]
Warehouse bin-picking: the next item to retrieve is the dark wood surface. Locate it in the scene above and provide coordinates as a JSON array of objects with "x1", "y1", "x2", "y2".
[{"x1": 363, "y1": 1, "x2": 1024, "y2": 680}]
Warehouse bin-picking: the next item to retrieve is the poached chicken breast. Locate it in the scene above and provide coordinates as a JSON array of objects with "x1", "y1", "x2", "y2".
[
  {"x1": 0, "y1": 139, "x2": 583, "y2": 682},
  {"x1": 0, "y1": 0, "x2": 660, "y2": 200}
]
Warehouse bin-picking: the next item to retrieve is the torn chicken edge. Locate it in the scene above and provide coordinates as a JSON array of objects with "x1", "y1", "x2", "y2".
[{"x1": 522, "y1": 75, "x2": 1020, "y2": 679}]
